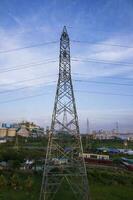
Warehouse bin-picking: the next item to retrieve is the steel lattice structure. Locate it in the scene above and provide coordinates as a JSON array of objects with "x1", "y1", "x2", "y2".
[{"x1": 40, "y1": 26, "x2": 90, "y2": 200}]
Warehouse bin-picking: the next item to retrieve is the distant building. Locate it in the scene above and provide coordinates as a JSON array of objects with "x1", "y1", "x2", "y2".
[
  {"x1": 2, "y1": 123, "x2": 10, "y2": 128},
  {"x1": 18, "y1": 121, "x2": 44, "y2": 137},
  {"x1": 1, "y1": 123, "x2": 19, "y2": 129},
  {"x1": 0, "y1": 128, "x2": 16, "y2": 138},
  {"x1": 91, "y1": 129, "x2": 119, "y2": 140},
  {"x1": 119, "y1": 133, "x2": 133, "y2": 141},
  {"x1": 0, "y1": 121, "x2": 44, "y2": 138},
  {"x1": 19, "y1": 121, "x2": 40, "y2": 131},
  {"x1": 0, "y1": 128, "x2": 7, "y2": 137},
  {"x1": 7, "y1": 128, "x2": 16, "y2": 137},
  {"x1": 17, "y1": 126, "x2": 30, "y2": 137}
]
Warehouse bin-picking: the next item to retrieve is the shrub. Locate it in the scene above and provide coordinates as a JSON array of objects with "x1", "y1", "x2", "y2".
[
  {"x1": 0, "y1": 175, "x2": 7, "y2": 188},
  {"x1": 10, "y1": 174, "x2": 20, "y2": 190},
  {"x1": 25, "y1": 176, "x2": 34, "y2": 190}
]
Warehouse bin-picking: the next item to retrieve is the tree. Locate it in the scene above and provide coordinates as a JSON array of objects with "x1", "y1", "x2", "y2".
[
  {"x1": 10, "y1": 174, "x2": 20, "y2": 190},
  {"x1": 0, "y1": 175, "x2": 7, "y2": 188},
  {"x1": 25, "y1": 176, "x2": 33, "y2": 190},
  {"x1": 12, "y1": 160, "x2": 21, "y2": 169}
]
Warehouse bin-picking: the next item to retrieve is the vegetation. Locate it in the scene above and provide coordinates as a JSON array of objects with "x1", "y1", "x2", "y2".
[
  {"x1": 83, "y1": 138, "x2": 133, "y2": 150},
  {"x1": 0, "y1": 168, "x2": 132, "y2": 200},
  {"x1": 0, "y1": 175, "x2": 7, "y2": 188},
  {"x1": 0, "y1": 138, "x2": 133, "y2": 199}
]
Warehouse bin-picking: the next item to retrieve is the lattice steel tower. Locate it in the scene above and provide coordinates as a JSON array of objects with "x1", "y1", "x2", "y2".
[{"x1": 40, "y1": 26, "x2": 90, "y2": 200}]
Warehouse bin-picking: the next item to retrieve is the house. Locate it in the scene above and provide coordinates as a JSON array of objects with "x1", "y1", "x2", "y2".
[
  {"x1": 17, "y1": 125, "x2": 30, "y2": 137},
  {"x1": 0, "y1": 128, "x2": 7, "y2": 137}
]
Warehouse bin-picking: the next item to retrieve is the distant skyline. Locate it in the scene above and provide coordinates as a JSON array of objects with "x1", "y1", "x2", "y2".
[{"x1": 0, "y1": 0, "x2": 133, "y2": 132}]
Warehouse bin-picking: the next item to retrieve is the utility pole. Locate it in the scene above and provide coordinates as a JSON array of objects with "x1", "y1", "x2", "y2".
[
  {"x1": 15, "y1": 132, "x2": 19, "y2": 150},
  {"x1": 116, "y1": 122, "x2": 119, "y2": 135},
  {"x1": 86, "y1": 118, "x2": 90, "y2": 150},
  {"x1": 87, "y1": 118, "x2": 90, "y2": 134},
  {"x1": 40, "y1": 26, "x2": 90, "y2": 200}
]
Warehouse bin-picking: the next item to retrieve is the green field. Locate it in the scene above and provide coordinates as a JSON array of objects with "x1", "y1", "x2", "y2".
[
  {"x1": 0, "y1": 167, "x2": 133, "y2": 200},
  {"x1": 0, "y1": 139, "x2": 133, "y2": 199}
]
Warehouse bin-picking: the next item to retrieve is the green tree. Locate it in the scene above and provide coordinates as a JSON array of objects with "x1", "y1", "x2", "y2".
[
  {"x1": 25, "y1": 176, "x2": 33, "y2": 190},
  {"x1": 0, "y1": 175, "x2": 7, "y2": 188},
  {"x1": 10, "y1": 174, "x2": 20, "y2": 190}
]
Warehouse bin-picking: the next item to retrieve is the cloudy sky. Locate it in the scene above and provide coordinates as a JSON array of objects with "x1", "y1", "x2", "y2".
[{"x1": 0, "y1": 0, "x2": 133, "y2": 132}]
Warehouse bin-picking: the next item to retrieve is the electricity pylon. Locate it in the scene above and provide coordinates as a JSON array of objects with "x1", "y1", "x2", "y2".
[
  {"x1": 86, "y1": 118, "x2": 90, "y2": 135},
  {"x1": 116, "y1": 122, "x2": 119, "y2": 135},
  {"x1": 40, "y1": 26, "x2": 90, "y2": 200}
]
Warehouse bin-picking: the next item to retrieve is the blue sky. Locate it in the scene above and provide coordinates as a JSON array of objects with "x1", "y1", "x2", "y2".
[{"x1": 0, "y1": 0, "x2": 133, "y2": 132}]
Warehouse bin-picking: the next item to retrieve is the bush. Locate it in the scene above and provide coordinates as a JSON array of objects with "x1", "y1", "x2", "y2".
[
  {"x1": 0, "y1": 175, "x2": 7, "y2": 188},
  {"x1": 10, "y1": 174, "x2": 20, "y2": 190},
  {"x1": 25, "y1": 176, "x2": 34, "y2": 190}
]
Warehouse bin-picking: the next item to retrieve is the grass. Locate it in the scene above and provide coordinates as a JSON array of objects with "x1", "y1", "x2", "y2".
[
  {"x1": 90, "y1": 184, "x2": 133, "y2": 200},
  {"x1": 0, "y1": 182, "x2": 132, "y2": 200},
  {"x1": 0, "y1": 167, "x2": 132, "y2": 200},
  {"x1": 0, "y1": 139, "x2": 133, "y2": 199},
  {"x1": 0, "y1": 171, "x2": 41, "y2": 200}
]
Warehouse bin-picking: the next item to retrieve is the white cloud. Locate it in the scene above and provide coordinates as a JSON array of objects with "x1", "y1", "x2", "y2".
[
  {"x1": 89, "y1": 37, "x2": 133, "y2": 62},
  {"x1": 71, "y1": 35, "x2": 133, "y2": 79},
  {"x1": 0, "y1": 27, "x2": 58, "y2": 92}
]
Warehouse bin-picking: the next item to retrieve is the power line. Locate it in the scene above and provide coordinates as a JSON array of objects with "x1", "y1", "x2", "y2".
[
  {"x1": 0, "y1": 88, "x2": 132, "y2": 105},
  {"x1": 1, "y1": 78, "x2": 133, "y2": 96},
  {"x1": 0, "y1": 74, "x2": 57, "y2": 87},
  {"x1": 1, "y1": 56, "x2": 133, "y2": 74},
  {"x1": 71, "y1": 40, "x2": 133, "y2": 49},
  {"x1": 72, "y1": 57, "x2": 133, "y2": 66},
  {"x1": 0, "y1": 80, "x2": 56, "y2": 95},
  {"x1": 0, "y1": 58, "x2": 56, "y2": 70},
  {"x1": 0, "y1": 38, "x2": 131, "y2": 55},
  {"x1": 0, "y1": 60, "x2": 58, "y2": 73},
  {"x1": 1, "y1": 78, "x2": 132, "y2": 96},
  {"x1": 0, "y1": 92, "x2": 52, "y2": 104},
  {"x1": 72, "y1": 73, "x2": 133, "y2": 81},
  {"x1": 74, "y1": 79, "x2": 133, "y2": 87},
  {"x1": 75, "y1": 90, "x2": 133, "y2": 97},
  {"x1": 0, "y1": 41, "x2": 58, "y2": 54},
  {"x1": 71, "y1": 58, "x2": 133, "y2": 67}
]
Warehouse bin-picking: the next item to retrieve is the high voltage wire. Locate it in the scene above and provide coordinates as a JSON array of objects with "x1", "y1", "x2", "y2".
[
  {"x1": 0, "y1": 60, "x2": 58, "y2": 73},
  {"x1": 71, "y1": 58, "x2": 133, "y2": 67},
  {"x1": 0, "y1": 58, "x2": 57, "y2": 70},
  {"x1": 0, "y1": 74, "x2": 57, "y2": 87},
  {"x1": 0, "y1": 89, "x2": 133, "y2": 105},
  {"x1": 0, "y1": 41, "x2": 59, "y2": 54},
  {"x1": 72, "y1": 73, "x2": 133, "y2": 81},
  {"x1": 75, "y1": 90, "x2": 133, "y2": 97},
  {"x1": 0, "y1": 92, "x2": 52, "y2": 104},
  {"x1": 71, "y1": 40, "x2": 133, "y2": 49},
  {"x1": 0, "y1": 75, "x2": 133, "y2": 93},
  {"x1": 74, "y1": 79, "x2": 133, "y2": 86},
  {"x1": 0, "y1": 39, "x2": 132, "y2": 55},
  {"x1": 0, "y1": 80, "x2": 56, "y2": 95},
  {"x1": 1, "y1": 76, "x2": 133, "y2": 94},
  {"x1": 0, "y1": 79, "x2": 132, "y2": 96},
  {"x1": 0, "y1": 57, "x2": 133, "y2": 74},
  {"x1": 72, "y1": 57, "x2": 133, "y2": 66}
]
